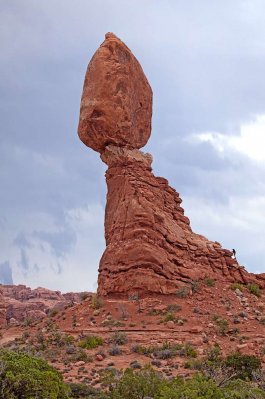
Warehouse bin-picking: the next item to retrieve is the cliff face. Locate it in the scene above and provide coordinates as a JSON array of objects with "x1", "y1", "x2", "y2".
[{"x1": 78, "y1": 33, "x2": 265, "y2": 296}]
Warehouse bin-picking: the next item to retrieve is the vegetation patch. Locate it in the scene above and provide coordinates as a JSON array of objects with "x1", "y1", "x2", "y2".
[
  {"x1": 175, "y1": 286, "x2": 190, "y2": 298},
  {"x1": 247, "y1": 283, "x2": 262, "y2": 297},
  {"x1": 0, "y1": 349, "x2": 69, "y2": 399},
  {"x1": 204, "y1": 277, "x2": 216, "y2": 287},
  {"x1": 230, "y1": 282, "x2": 244, "y2": 291},
  {"x1": 213, "y1": 314, "x2": 229, "y2": 336},
  {"x1": 78, "y1": 335, "x2": 104, "y2": 349}
]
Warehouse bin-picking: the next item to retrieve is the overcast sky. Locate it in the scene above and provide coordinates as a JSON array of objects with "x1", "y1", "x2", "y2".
[{"x1": 1, "y1": 0, "x2": 265, "y2": 292}]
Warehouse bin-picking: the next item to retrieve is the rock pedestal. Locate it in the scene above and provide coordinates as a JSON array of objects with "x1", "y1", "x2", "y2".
[
  {"x1": 78, "y1": 33, "x2": 265, "y2": 295},
  {"x1": 97, "y1": 145, "x2": 250, "y2": 295}
]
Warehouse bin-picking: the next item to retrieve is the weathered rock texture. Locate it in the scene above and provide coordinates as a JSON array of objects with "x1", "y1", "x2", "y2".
[
  {"x1": 0, "y1": 285, "x2": 89, "y2": 326},
  {"x1": 78, "y1": 33, "x2": 265, "y2": 295},
  {"x1": 78, "y1": 33, "x2": 152, "y2": 152}
]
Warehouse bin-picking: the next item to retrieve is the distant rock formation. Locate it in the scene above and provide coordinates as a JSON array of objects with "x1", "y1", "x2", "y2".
[
  {"x1": 78, "y1": 33, "x2": 265, "y2": 295},
  {"x1": 0, "y1": 284, "x2": 89, "y2": 326}
]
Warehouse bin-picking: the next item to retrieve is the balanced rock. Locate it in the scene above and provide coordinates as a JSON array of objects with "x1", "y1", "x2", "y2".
[
  {"x1": 78, "y1": 33, "x2": 152, "y2": 152},
  {"x1": 78, "y1": 34, "x2": 265, "y2": 296}
]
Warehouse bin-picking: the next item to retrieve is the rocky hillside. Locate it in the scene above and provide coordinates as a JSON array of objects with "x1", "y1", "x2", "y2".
[
  {"x1": 0, "y1": 284, "x2": 89, "y2": 326},
  {"x1": 0, "y1": 280, "x2": 264, "y2": 387}
]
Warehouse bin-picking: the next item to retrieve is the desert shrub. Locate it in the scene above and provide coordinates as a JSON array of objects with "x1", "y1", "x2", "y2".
[
  {"x1": 131, "y1": 344, "x2": 155, "y2": 356},
  {"x1": 247, "y1": 283, "x2": 261, "y2": 297},
  {"x1": 213, "y1": 315, "x2": 229, "y2": 336},
  {"x1": 206, "y1": 345, "x2": 222, "y2": 363},
  {"x1": 91, "y1": 294, "x2": 104, "y2": 309},
  {"x1": 108, "y1": 367, "x2": 162, "y2": 399},
  {"x1": 224, "y1": 352, "x2": 261, "y2": 380},
  {"x1": 101, "y1": 319, "x2": 125, "y2": 327},
  {"x1": 162, "y1": 312, "x2": 175, "y2": 322},
  {"x1": 230, "y1": 282, "x2": 244, "y2": 291},
  {"x1": 260, "y1": 318, "x2": 265, "y2": 325},
  {"x1": 0, "y1": 349, "x2": 69, "y2": 399},
  {"x1": 130, "y1": 361, "x2": 142, "y2": 369},
  {"x1": 153, "y1": 348, "x2": 175, "y2": 359},
  {"x1": 110, "y1": 331, "x2": 128, "y2": 345},
  {"x1": 222, "y1": 379, "x2": 265, "y2": 398},
  {"x1": 131, "y1": 342, "x2": 196, "y2": 360},
  {"x1": 80, "y1": 292, "x2": 90, "y2": 301},
  {"x1": 175, "y1": 286, "x2": 190, "y2": 298},
  {"x1": 78, "y1": 335, "x2": 104, "y2": 349},
  {"x1": 63, "y1": 334, "x2": 75, "y2": 345},
  {"x1": 183, "y1": 343, "x2": 198, "y2": 358},
  {"x1": 23, "y1": 315, "x2": 33, "y2": 326},
  {"x1": 204, "y1": 277, "x2": 215, "y2": 287},
  {"x1": 166, "y1": 304, "x2": 182, "y2": 312},
  {"x1": 191, "y1": 280, "x2": 201, "y2": 293},
  {"x1": 68, "y1": 382, "x2": 98, "y2": 397},
  {"x1": 49, "y1": 309, "x2": 58, "y2": 318},
  {"x1": 109, "y1": 345, "x2": 122, "y2": 356},
  {"x1": 147, "y1": 308, "x2": 163, "y2": 316}
]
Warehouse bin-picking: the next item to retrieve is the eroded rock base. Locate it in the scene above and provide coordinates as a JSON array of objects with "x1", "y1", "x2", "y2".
[{"x1": 98, "y1": 146, "x2": 260, "y2": 296}]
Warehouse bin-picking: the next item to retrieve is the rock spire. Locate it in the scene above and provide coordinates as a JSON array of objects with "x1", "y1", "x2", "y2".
[{"x1": 78, "y1": 33, "x2": 264, "y2": 295}]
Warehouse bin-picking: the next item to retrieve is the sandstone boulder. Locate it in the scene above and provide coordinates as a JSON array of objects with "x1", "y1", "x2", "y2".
[{"x1": 78, "y1": 33, "x2": 152, "y2": 152}]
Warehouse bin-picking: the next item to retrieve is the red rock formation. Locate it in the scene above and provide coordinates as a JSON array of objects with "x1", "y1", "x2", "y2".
[
  {"x1": 0, "y1": 284, "x2": 89, "y2": 326},
  {"x1": 97, "y1": 146, "x2": 262, "y2": 295},
  {"x1": 0, "y1": 288, "x2": 7, "y2": 326},
  {"x1": 78, "y1": 33, "x2": 265, "y2": 296}
]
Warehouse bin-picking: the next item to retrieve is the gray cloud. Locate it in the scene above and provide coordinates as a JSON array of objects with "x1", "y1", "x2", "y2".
[
  {"x1": 32, "y1": 229, "x2": 76, "y2": 257},
  {"x1": 19, "y1": 249, "x2": 29, "y2": 273},
  {"x1": 13, "y1": 232, "x2": 31, "y2": 248},
  {"x1": 0, "y1": 261, "x2": 13, "y2": 284}
]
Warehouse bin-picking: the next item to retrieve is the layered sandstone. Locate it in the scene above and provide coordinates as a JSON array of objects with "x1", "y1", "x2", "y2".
[
  {"x1": 0, "y1": 284, "x2": 89, "y2": 326},
  {"x1": 78, "y1": 33, "x2": 265, "y2": 296},
  {"x1": 97, "y1": 145, "x2": 262, "y2": 295}
]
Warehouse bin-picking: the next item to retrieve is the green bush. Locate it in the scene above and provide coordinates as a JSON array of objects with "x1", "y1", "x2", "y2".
[
  {"x1": 175, "y1": 286, "x2": 190, "y2": 298},
  {"x1": 107, "y1": 368, "x2": 265, "y2": 399},
  {"x1": 0, "y1": 349, "x2": 69, "y2": 399},
  {"x1": 247, "y1": 283, "x2": 261, "y2": 297},
  {"x1": 78, "y1": 335, "x2": 104, "y2": 349},
  {"x1": 109, "y1": 367, "x2": 162, "y2": 399},
  {"x1": 91, "y1": 294, "x2": 104, "y2": 309},
  {"x1": 224, "y1": 352, "x2": 261, "y2": 380},
  {"x1": 204, "y1": 277, "x2": 215, "y2": 287},
  {"x1": 110, "y1": 331, "x2": 128, "y2": 345},
  {"x1": 223, "y1": 379, "x2": 265, "y2": 398},
  {"x1": 68, "y1": 382, "x2": 105, "y2": 398},
  {"x1": 213, "y1": 315, "x2": 229, "y2": 336},
  {"x1": 230, "y1": 282, "x2": 244, "y2": 291},
  {"x1": 162, "y1": 312, "x2": 175, "y2": 322}
]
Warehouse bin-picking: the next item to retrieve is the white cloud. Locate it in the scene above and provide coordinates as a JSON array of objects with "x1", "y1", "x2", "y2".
[
  {"x1": 193, "y1": 114, "x2": 265, "y2": 161},
  {"x1": 184, "y1": 193, "x2": 265, "y2": 274},
  {"x1": 0, "y1": 204, "x2": 104, "y2": 292}
]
